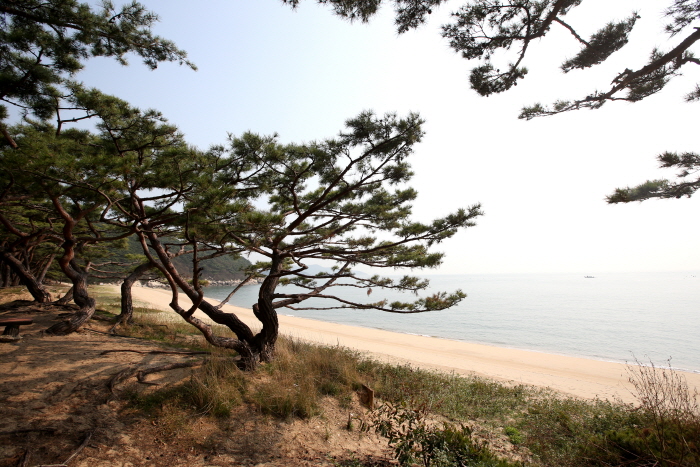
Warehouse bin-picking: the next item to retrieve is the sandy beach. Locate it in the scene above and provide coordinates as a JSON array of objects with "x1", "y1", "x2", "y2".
[{"x1": 127, "y1": 285, "x2": 700, "y2": 404}]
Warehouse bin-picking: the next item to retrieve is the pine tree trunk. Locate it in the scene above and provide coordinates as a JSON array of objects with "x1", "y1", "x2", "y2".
[
  {"x1": 112, "y1": 262, "x2": 154, "y2": 331},
  {"x1": 45, "y1": 222, "x2": 93, "y2": 334},
  {"x1": 1, "y1": 261, "x2": 10, "y2": 288},
  {"x1": 139, "y1": 228, "x2": 264, "y2": 368},
  {"x1": 252, "y1": 260, "x2": 281, "y2": 364},
  {"x1": 55, "y1": 286, "x2": 74, "y2": 305},
  {"x1": 0, "y1": 249, "x2": 52, "y2": 302},
  {"x1": 45, "y1": 273, "x2": 95, "y2": 335},
  {"x1": 36, "y1": 253, "x2": 55, "y2": 284}
]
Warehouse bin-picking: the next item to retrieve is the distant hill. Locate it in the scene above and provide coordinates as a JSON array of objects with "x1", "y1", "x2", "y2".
[{"x1": 107, "y1": 236, "x2": 251, "y2": 282}]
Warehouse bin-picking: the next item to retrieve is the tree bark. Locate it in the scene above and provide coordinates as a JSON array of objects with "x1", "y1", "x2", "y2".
[
  {"x1": 45, "y1": 271, "x2": 94, "y2": 334},
  {"x1": 252, "y1": 259, "x2": 281, "y2": 363},
  {"x1": 138, "y1": 227, "x2": 262, "y2": 369},
  {"x1": 36, "y1": 252, "x2": 55, "y2": 284},
  {"x1": 0, "y1": 248, "x2": 52, "y2": 302},
  {"x1": 111, "y1": 261, "x2": 154, "y2": 331},
  {"x1": 45, "y1": 214, "x2": 95, "y2": 334},
  {"x1": 55, "y1": 286, "x2": 74, "y2": 305}
]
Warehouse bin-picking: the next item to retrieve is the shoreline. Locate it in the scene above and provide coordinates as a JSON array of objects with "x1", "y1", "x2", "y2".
[
  {"x1": 122, "y1": 285, "x2": 700, "y2": 404},
  {"x1": 277, "y1": 313, "x2": 700, "y2": 376}
]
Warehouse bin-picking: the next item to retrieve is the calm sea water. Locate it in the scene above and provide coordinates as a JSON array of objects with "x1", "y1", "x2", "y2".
[{"x1": 204, "y1": 271, "x2": 700, "y2": 372}]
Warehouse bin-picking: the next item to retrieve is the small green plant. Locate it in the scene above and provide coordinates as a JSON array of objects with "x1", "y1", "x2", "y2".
[
  {"x1": 504, "y1": 426, "x2": 522, "y2": 445},
  {"x1": 362, "y1": 402, "x2": 519, "y2": 467}
]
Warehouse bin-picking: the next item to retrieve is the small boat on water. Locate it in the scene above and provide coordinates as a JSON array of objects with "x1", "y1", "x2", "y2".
[{"x1": 584, "y1": 275, "x2": 595, "y2": 278}]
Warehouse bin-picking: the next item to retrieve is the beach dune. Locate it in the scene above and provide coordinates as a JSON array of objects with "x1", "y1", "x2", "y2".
[{"x1": 127, "y1": 285, "x2": 700, "y2": 404}]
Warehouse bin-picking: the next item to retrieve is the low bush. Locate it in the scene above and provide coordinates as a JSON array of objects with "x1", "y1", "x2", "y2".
[
  {"x1": 584, "y1": 360, "x2": 700, "y2": 467},
  {"x1": 362, "y1": 402, "x2": 521, "y2": 467}
]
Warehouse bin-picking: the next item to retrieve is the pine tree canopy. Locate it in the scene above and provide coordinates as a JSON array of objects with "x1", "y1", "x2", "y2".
[
  {"x1": 0, "y1": 0, "x2": 193, "y2": 135},
  {"x1": 285, "y1": 0, "x2": 700, "y2": 202},
  {"x1": 217, "y1": 111, "x2": 483, "y2": 313}
]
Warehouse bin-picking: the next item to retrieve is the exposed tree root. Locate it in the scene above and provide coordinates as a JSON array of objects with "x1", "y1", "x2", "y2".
[
  {"x1": 136, "y1": 361, "x2": 203, "y2": 385},
  {"x1": 82, "y1": 328, "x2": 146, "y2": 340},
  {"x1": 88, "y1": 312, "x2": 114, "y2": 322},
  {"x1": 0, "y1": 300, "x2": 35, "y2": 311},
  {"x1": 108, "y1": 360, "x2": 203, "y2": 393},
  {"x1": 0, "y1": 427, "x2": 57, "y2": 436},
  {"x1": 62, "y1": 430, "x2": 92, "y2": 466},
  {"x1": 100, "y1": 349, "x2": 210, "y2": 356},
  {"x1": 33, "y1": 430, "x2": 93, "y2": 467},
  {"x1": 108, "y1": 367, "x2": 139, "y2": 393}
]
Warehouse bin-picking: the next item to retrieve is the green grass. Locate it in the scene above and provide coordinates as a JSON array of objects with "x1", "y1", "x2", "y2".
[{"x1": 8, "y1": 286, "x2": 697, "y2": 467}]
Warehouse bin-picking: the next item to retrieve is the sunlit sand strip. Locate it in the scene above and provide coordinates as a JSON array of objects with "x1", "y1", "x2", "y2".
[{"x1": 127, "y1": 285, "x2": 700, "y2": 404}]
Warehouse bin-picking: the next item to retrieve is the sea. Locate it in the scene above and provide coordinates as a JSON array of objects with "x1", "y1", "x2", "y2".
[{"x1": 203, "y1": 271, "x2": 700, "y2": 373}]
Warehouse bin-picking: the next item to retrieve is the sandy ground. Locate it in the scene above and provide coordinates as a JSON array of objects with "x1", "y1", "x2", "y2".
[
  {"x1": 0, "y1": 293, "x2": 399, "y2": 467},
  {"x1": 129, "y1": 285, "x2": 700, "y2": 404}
]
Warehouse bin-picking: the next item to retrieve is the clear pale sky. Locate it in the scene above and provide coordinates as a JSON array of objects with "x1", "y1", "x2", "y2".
[{"x1": 77, "y1": 0, "x2": 700, "y2": 275}]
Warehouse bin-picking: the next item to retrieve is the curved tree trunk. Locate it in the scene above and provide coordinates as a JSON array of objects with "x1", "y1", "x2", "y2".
[
  {"x1": 55, "y1": 286, "x2": 74, "y2": 305},
  {"x1": 0, "y1": 248, "x2": 52, "y2": 303},
  {"x1": 45, "y1": 224, "x2": 95, "y2": 335},
  {"x1": 138, "y1": 228, "x2": 262, "y2": 369},
  {"x1": 111, "y1": 261, "x2": 154, "y2": 332},
  {"x1": 36, "y1": 252, "x2": 55, "y2": 284},
  {"x1": 45, "y1": 272, "x2": 94, "y2": 335},
  {"x1": 252, "y1": 263, "x2": 281, "y2": 364}
]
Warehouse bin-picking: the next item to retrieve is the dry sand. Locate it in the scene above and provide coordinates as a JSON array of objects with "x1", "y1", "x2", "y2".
[{"x1": 129, "y1": 285, "x2": 700, "y2": 404}]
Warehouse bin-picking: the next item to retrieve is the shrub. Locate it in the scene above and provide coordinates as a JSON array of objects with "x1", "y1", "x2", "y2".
[
  {"x1": 362, "y1": 402, "x2": 520, "y2": 467},
  {"x1": 586, "y1": 359, "x2": 700, "y2": 466}
]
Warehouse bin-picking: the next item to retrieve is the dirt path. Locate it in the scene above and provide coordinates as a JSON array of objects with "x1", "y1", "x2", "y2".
[{"x1": 0, "y1": 298, "x2": 394, "y2": 467}]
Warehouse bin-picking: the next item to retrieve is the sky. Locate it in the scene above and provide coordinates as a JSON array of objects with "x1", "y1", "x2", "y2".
[{"x1": 76, "y1": 0, "x2": 700, "y2": 275}]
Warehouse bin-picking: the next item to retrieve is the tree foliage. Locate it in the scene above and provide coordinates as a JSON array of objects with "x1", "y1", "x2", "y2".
[
  {"x1": 228, "y1": 111, "x2": 481, "y2": 314},
  {"x1": 288, "y1": 0, "x2": 700, "y2": 202},
  {"x1": 0, "y1": 0, "x2": 192, "y2": 145},
  {"x1": 124, "y1": 110, "x2": 481, "y2": 369},
  {"x1": 0, "y1": 1, "x2": 480, "y2": 368},
  {"x1": 606, "y1": 151, "x2": 700, "y2": 202},
  {"x1": 288, "y1": 0, "x2": 698, "y2": 111}
]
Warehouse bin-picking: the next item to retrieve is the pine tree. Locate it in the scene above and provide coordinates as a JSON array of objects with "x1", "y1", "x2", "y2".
[{"x1": 178, "y1": 111, "x2": 482, "y2": 369}]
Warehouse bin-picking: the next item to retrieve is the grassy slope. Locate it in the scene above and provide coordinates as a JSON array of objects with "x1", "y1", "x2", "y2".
[
  {"x1": 88, "y1": 287, "x2": 700, "y2": 467},
  {"x1": 4, "y1": 286, "x2": 698, "y2": 467}
]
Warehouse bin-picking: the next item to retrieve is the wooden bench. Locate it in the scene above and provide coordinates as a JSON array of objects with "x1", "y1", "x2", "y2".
[{"x1": 0, "y1": 318, "x2": 34, "y2": 341}]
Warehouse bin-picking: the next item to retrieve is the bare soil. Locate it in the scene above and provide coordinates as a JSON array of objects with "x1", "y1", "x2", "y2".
[{"x1": 0, "y1": 293, "x2": 396, "y2": 467}]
